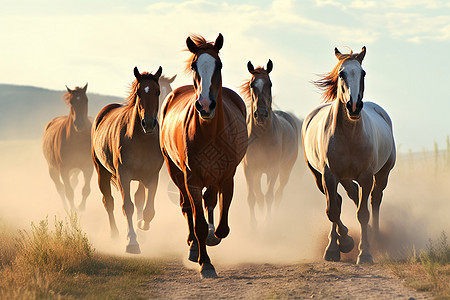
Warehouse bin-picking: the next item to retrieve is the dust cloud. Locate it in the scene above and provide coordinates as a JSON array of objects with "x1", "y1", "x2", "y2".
[{"x1": 0, "y1": 139, "x2": 449, "y2": 266}]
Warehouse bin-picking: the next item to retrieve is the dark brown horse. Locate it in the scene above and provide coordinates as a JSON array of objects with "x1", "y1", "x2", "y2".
[
  {"x1": 241, "y1": 60, "x2": 299, "y2": 225},
  {"x1": 92, "y1": 66, "x2": 164, "y2": 254},
  {"x1": 302, "y1": 47, "x2": 396, "y2": 264},
  {"x1": 42, "y1": 84, "x2": 93, "y2": 211},
  {"x1": 160, "y1": 34, "x2": 247, "y2": 278}
]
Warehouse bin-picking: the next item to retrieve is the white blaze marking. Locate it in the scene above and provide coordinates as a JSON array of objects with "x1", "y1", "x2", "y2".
[
  {"x1": 197, "y1": 53, "x2": 216, "y2": 101},
  {"x1": 341, "y1": 60, "x2": 363, "y2": 110},
  {"x1": 144, "y1": 86, "x2": 150, "y2": 93},
  {"x1": 254, "y1": 78, "x2": 264, "y2": 93}
]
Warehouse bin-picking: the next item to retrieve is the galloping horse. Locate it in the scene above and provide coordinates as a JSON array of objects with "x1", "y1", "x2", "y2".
[
  {"x1": 302, "y1": 47, "x2": 396, "y2": 264},
  {"x1": 92, "y1": 66, "x2": 164, "y2": 254},
  {"x1": 160, "y1": 34, "x2": 247, "y2": 278},
  {"x1": 241, "y1": 60, "x2": 299, "y2": 225},
  {"x1": 42, "y1": 83, "x2": 93, "y2": 211},
  {"x1": 134, "y1": 73, "x2": 176, "y2": 209}
]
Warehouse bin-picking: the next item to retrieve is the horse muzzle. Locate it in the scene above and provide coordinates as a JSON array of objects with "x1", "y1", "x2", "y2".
[
  {"x1": 346, "y1": 100, "x2": 363, "y2": 119},
  {"x1": 195, "y1": 98, "x2": 216, "y2": 119},
  {"x1": 141, "y1": 118, "x2": 158, "y2": 134},
  {"x1": 253, "y1": 110, "x2": 269, "y2": 125}
]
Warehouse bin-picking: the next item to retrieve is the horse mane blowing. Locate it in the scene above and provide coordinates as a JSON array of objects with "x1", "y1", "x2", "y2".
[{"x1": 313, "y1": 49, "x2": 362, "y2": 103}]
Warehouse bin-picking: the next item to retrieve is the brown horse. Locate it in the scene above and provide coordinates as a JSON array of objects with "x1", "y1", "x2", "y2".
[
  {"x1": 92, "y1": 66, "x2": 164, "y2": 254},
  {"x1": 241, "y1": 60, "x2": 299, "y2": 225},
  {"x1": 42, "y1": 83, "x2": 93, "y2": 211},
  {"x1": 302, "y1": 47, "x2": 396, "y2": 264},
  {"x1": 160, "y1": 34, "x2": 247, "y2": 278},
  {"x1": 134, "y1": 73, "x2": 176, "y2": 209}
]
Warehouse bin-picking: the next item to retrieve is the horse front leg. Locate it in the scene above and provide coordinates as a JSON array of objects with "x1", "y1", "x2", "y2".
[
  {"x1": 60, "y1": 169, "x2": 75, "y2": 211},
  {"x1": 265, "y1": 171, "x2": 277, "y2": 221},
  {"x1": 118, "y1": 173, "x2": 140, "y2": 254},
  {"x1": 243, "y1": 165, "x2": 259, "y2": 226},
  {"x1": 357, "y1": 174, "x2": 374, "y2": 264},
  {"x1": 48, "y1": 167, "x2": 67, "y2": 211},
  {"x1": 134, "y1": 182, "x2": 146, "y2": 222},
  {"x1": 137, "y1": 175, "x2": 159, "y2": 231},
  {"x1": 215, "y1": 177, "x2": 234, "y2": 240},
  {"x1": 185, "y1": 174, "x2": 216, "y2": 278},
  {"x1": 322, "y1": 167, "x2": 354, "y2": 261},
  {"x1": 203, "y1": 186, "x2": 221, "y2": 246},
  {"x1": 78, "y1": 165, "x2": 93, "y2": 211}
]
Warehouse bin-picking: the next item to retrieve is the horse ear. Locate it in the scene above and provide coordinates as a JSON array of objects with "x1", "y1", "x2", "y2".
[
  {"x1": 154, "y1": 66, "x2": 163, "y2": 80},
  {"x1": 66, "y1": 85, "x2": 73, "y2": 93},
  {"x1": 356, "y1": 46, "x2": 366, "y2": 64},
  {"x1": 168, "y1": 74, "x2": 177, "y2": 83},
  {"x1": 247, "y1": 61, "x2": 254, "y2": 73},
  {"x1": 266, "y1": 59, "x2": 273, "y2": 74},
  {"x1": 186, "y1": 36, "x2": 198, "y2": 53},
  {"x1": 82, "y1": 83, "x2": 88, "y2": 93},
  {"x1": 214, "y1": 33, "x2": 223, "y2": 51},
  {"x1": 335, "y1": 47, "x2": 345, "y2": 60},
  {"x1": 134, "y1": 66, "x2": 141, "y2": 80}
]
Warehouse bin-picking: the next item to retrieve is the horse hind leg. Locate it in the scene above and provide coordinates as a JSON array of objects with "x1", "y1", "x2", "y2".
[
  {"x1": 371, "y1": 165, "x2": 391, "y2": 240},
  {"x1": 275, "y1": 160, "x2": 295, "y2": 205},
  {"x1": 265, "y1": 172, "x2": 277, "y2": 220},
  {"x1": 203, "y1": 186, "x2": 221, "y2": 246}
]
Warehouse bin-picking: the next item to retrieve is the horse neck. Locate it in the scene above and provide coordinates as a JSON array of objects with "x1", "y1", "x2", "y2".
[{"x1": 125, "y1": 98, "x2": 141, "y2": 138}]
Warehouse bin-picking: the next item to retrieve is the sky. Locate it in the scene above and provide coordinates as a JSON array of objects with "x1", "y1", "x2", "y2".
[{"x1": 1, "y1": 0, "x2": 450, "y2": 151}]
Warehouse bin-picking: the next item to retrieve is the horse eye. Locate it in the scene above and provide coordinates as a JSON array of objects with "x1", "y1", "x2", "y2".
[
  {"x1": 339, "y1": 71, "x2": 345, "y2": 79},
  {"x1": 191, "y1": 61, "x2": 197, "y2": 71},
  {"x1": 250, "y1": 82, "x2": 255, "y2": 88},
  {"x1": 216, "y1": 62, "x2": 222, "y2": 70},
  {"x1": 362, "y1": 70, "x2": 366, "y2": 77}
]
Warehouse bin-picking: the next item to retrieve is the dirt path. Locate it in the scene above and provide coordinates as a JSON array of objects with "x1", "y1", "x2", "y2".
[{"x1": 146, "y1": 259, "x2": 429, "y2": 299}]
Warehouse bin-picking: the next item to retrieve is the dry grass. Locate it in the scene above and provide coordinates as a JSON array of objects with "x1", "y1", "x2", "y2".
[
  {"x1": 382, "y1": 232, "x2": 450, "y2": 299},
  {"x1": 0, "y1": 214, "x2": 162, "y2": 299}
]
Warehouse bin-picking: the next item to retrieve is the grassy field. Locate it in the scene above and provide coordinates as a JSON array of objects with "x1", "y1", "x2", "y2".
[{"x1": 0, "y1": 214, "x2": 163, "y2": 299}]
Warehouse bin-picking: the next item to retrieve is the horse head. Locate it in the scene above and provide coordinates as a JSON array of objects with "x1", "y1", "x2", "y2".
[
  {"x1": 159, "y1": 74, "x2": 176, "y2": 104},
  {"x1": 335, "y1": 46, "x2": 366, "y2": 120},
  {"x1": 133, "y1": 66, "x2": 162, "y2": 134},
  {"x1": 65, "y1": 83, "x2": 89, "y2": 132},
  {"x1": 186, "y1": 33, "x2": 223, "y2": 120},
  {"x1": 247, "y1": 59, "x2": 273, "y2": 125}
]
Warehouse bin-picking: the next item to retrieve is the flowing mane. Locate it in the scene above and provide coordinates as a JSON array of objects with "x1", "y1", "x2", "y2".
[
  {"x1": 184, "y1": 34, "x2": 220, "y2": 74},
  {"x1": 313, "y1": 51, "x2": 361, "y2": 103},
  {"x1": 239, "y1": 67, "x2": 267, "y2": 105},
  {"x1": 124, "y1": 72, "x2": 159, "y2": 107}
]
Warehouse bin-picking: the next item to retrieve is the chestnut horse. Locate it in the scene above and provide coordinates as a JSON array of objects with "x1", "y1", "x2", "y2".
[
  {"x1": 241, "y1": 60, "x2": 299, "y2": 225},
  {"x1": 92, "y1": 66, "x2": 164, "y2": 254},
  {"x1": 302, "y1": 47, "x2": 396, "y2": 264},
  {"x1": 42, "y1": 84, "x2": 93, "y2": 211},
  {"x1": 134, "y1": 73, "x2": 176, "y2": 209},
  {"x1": 160, "y1": 34, "x2": 247, "y2": 278}
]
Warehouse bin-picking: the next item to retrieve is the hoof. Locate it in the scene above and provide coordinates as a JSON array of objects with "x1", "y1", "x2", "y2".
[
  {"x1": 356, "y1": 253, "x2": 374, "y2": 264},
  {"x1": 200, "y1": 263, "x2": 218, "y2": 279},
  {"x1": 188, "y1": 241, "x2": 199, "y2": 262},
  {"x1": 206, "y1": 224, "x2": 221, "y2": 246},
  {"x1": 126, "y1": 243, "x2": 141, "y2": 254},
  {"x1": 338, "y1": 235, "x2": 354, "y2": 253},
  {"x1": 215, "y1": 224, "x2": 230, "y2": 239},
  {"x1": 137, "y1": 219, "x2": 150, "y2": 231},
  {"x1": 324, "y1": 248, "x2": 340, "y2": 262}
]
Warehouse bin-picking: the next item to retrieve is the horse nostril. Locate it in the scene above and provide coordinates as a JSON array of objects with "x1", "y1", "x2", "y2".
[
  {"x1": 264, "y1": 111, "x2": 269, "y2": 118},
  {"x1": 346, "y1": 101, "x2": 352, "y2": 111},
  {"x1": 152, "y1": 119, "x2": 157, "y2": 128},
  {"x1": 253, "y1": 111, "x2": 258, "y2": 119},
  {"x1": 195, "y1": 100, "x2": 202, "y2": 112},
  {"x1": 141, "y1": 119, "x2": 146, "y2": 128},
  {"x1": 210, "y1": 100, "x2": 216, "y2": 110}
]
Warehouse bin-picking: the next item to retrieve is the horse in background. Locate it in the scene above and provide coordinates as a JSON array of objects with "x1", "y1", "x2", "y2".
[
  {"x1": 160, "y1": 33, "x2": 247, "y2": 278},
  {"x1": 91, "y1": 66, "x2": 164, "y2": 254},
  {"x1": 42, "y1": 83, "x2": 93, "y2": 211},
  {"x1": 302, "y1": 47, "x2": 396, "y2": 264},
  {"x1": 241, "y1": 60, "x2": 299, "y2": 225}
]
